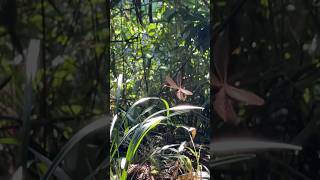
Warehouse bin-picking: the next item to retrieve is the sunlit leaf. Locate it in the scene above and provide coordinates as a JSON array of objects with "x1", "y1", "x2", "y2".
[{"x1": 211, "y1": 138, "x2": 302, "y2": 154}]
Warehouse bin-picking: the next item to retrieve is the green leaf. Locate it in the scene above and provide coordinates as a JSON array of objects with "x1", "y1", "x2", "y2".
[
  {"x1": 211, "y1": 139, "x2": 302, "y2": 154},
  {"x1": 42, "y1": 115, "x2": 108, "y2": 180},
  {"x1": 0, "y1": 137, "x2": 20, "y2": 145}
]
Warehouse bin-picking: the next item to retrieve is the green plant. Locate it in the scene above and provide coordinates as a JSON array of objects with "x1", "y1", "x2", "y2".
[
  {"x1": 110, "y1": 96, "x2": 203, "y2": 180},
  {"x1": 42, "y1": 116, "x2": 107, "y2": 180},
  {"x1": 110, "y1": 74, "x2": 207, "y2": 179},
  {"x1": 175, "y1": 127, "x2": 203, "y2": 173}
]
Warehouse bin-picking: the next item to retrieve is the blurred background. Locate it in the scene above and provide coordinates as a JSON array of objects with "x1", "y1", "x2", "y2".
[
  {"x1": 212, "y1": 0, "x2": 320, "y2": 179},
  {"x1": 0, "y1": 0, "x2": 107, "y2": 179}
]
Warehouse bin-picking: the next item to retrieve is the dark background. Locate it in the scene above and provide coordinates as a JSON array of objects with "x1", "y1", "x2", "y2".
[
  {"x1": 212, "y1": 0, "x2": 320, "y2": 179},
  {"x1": 0, "y1": 0, "x2": 107, "y2": 179}
]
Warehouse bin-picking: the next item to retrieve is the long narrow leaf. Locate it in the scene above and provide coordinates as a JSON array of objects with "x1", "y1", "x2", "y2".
[
  {"x1": 127, "y1": 97, "x2": 170, "y2": 118},
  {"x1": 110, "y1": 115, "x2": 118, "y2": 140},
  {"x1": 211, "y1": 139, "x2": 302, "y2": 154},
  {"x1": 19, "y1": 39, "x2": 40, "y2": 168},
  {"x1": 147, "y1": 105, "x2": 203, "y2": 120},
  {"x1": 121, "y1": 116, "x2": 167, "y2": 180},
  {"x1": 29, "y1": 148, "x2": 71, "y2": 180},
  {"x1": 84, "y1": 158, "x2": 108, "y2": 180},
  {"x1": 211, "y1": 154, "x2": 256, "y2": 167},
  {"x1": 115, "y1": 74, "x2": 123, "y2": 114},
  {"x1": 42, "y1": 115, "x2": 108, "y2": 180}
]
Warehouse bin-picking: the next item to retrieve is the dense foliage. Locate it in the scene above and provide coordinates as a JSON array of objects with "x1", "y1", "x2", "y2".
[
  {"x1": 110, "y1": 0, "x2": 210, "y2": 179},
  {"x1": 111, "y1": 0, "x2": 210, "y2": 104},
  {"x1": 0, "y1": 0, "x2": 107, "y2": 179},
  {"x1": 0, "y1": 0, "x2": 319, "y2": 179}
]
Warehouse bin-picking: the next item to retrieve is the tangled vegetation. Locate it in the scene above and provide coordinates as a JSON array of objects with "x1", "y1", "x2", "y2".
[
  {"x1": 110, "y1": 0, "x2": 210, "y2": 179},
  {"x1": 0, "y1": 0, "x2": 319, "y2": 179}
]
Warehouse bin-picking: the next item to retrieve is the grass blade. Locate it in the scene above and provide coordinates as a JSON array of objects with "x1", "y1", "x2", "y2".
[
  {"x1": 29, "y1": 148, "x2": 71, "y2": 180},
  {"x1": 42, "y1": 115, "x2": 108, "y2": 180},
  {"x1": 211, "y1": 154, "x2": 256, "y2": 167},
  {"x1": 211, "y1": 138, "x2": 302, "y2": 154},
  {"x1": 19, "y1": 39, "x2": 40, "y2": 168}
]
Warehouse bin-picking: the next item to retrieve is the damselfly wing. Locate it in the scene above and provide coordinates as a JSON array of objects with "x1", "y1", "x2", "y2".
[{"x1": 213, "y1": 30, "x2": 264, "y2": 123}]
